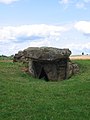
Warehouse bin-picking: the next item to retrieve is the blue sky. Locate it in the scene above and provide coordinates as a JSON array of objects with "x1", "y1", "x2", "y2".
[{"x1": 0, "y1": 0, "x2": 90, "y2": 55}]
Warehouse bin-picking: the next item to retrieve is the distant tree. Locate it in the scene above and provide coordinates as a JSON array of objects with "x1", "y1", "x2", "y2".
[{"x1": 82, "y1": 52, "x2": 84, "y2": 55}]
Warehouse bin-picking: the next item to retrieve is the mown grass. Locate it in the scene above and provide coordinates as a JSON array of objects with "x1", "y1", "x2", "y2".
[{"x1": 0, "y1": 60, "x2": 90, "y2": 120}]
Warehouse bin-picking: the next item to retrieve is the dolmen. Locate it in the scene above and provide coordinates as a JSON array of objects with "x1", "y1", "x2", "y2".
[{"x1": 14, "y1": 47, "x2": 79, "y2": 81}]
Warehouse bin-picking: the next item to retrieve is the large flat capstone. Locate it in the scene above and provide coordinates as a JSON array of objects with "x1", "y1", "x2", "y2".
[{"x1": 23, "y1": 47, "x2": 71, "y2": 61}]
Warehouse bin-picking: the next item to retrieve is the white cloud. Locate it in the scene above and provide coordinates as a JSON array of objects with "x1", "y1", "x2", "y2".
[
  {"x1": 59, "y1": 0, "x2": 90, "y2": 9},
  {"x1": 66, "y1": 43, "x2": 90, "y2": 50},
  {"x1": 66, "y1": 42, "x2": 90, "y2": 54},
  {"x1": 0, "y1": 24, "x2": 67, "y2": 41},
  {"x1": 59, "y1": 0, "x2": 69, "y2": 4},
  {"x1": 0, "y1": 24, "x2": 68, "y2": 55},
  {"x1": 74, "y1": 21, "x2": 90, "y2": 34},
  {"x1": 76, "y1": 2, "x2": 85, "y2": 9},
  {"x1": 0, "y1": 0, "x2": 19, "y2": 4},
  {"x1": 0, "y1": 23, "x2": 90, "y2": 55}
]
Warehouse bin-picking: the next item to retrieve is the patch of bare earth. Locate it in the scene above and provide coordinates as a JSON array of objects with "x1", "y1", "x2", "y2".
[
  {"x1": 70, "y1": 55, "x2": 90, "y2": 60},
  {"x1": 0, "y1": 60, "x2": 13, "y2": 62}
]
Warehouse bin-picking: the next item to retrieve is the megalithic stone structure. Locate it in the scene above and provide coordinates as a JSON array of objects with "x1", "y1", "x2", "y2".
[{"x1": 14, "y1": 47, "x2": 79, "y2": 81}]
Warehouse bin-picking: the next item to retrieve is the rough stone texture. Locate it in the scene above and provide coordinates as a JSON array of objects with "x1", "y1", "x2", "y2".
[
  {"x1": 28, "y1": 59, "x2": 68, "y2": 81},
  {"x1": 23, "y1": 47, "x2": 71, "y2": 61},
  {"x1": 66, "y1": 62, "x2": 79, "y2": 78},
  {"x1": 66, "y1": 62, "x2": 73, "y2": 78},
  {"x1": 14, "y1": 47, "x2": 79, "y2": 81},
  {"x1": 13, "y1": 51, "x2": 24, "y2": 62},
  {"x1": 72, "y1": 63, "x2": 79, "y2": 74}
]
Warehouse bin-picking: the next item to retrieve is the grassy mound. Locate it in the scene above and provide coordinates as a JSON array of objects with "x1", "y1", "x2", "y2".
[{"x1": 0, "y1": 60, "x2": 90, "y2": 120}]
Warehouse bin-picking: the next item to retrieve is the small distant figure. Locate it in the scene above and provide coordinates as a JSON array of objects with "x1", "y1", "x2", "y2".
[{"x1": 82, "y1": 52, "x2": 84, "y2": 55}]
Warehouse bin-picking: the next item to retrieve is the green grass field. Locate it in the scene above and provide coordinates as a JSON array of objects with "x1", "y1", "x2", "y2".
[{"x1": 0, "y1": 60, "x2": 90, "y2": 120}]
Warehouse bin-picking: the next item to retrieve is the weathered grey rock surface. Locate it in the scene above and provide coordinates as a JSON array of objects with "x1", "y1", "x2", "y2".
[
  {"x1": 14, "y1": 47, "x2": 79, "y2": 81},
  {"x1": 23, "y1": 47, "x2": 71, "y2": 60}
]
